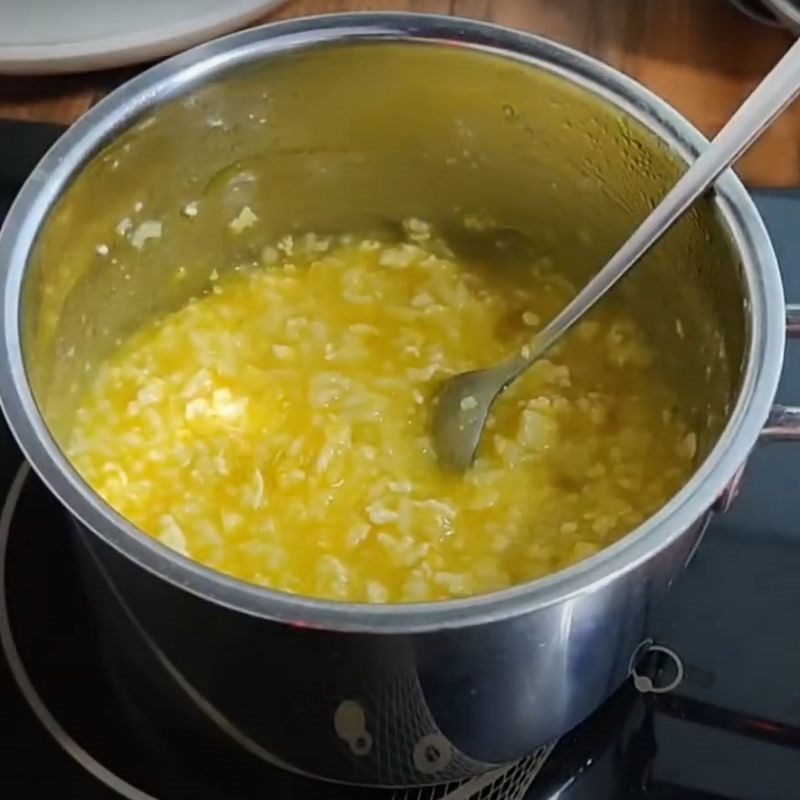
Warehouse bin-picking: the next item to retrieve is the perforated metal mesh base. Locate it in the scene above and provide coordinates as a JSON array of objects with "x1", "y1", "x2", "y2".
[{"x1": 387, "y1": 745, "x2": 554, "y2": 800}]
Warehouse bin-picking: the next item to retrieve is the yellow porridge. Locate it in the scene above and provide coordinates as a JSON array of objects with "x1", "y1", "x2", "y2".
[{"x1": 67, "y1": 220, "x2": 696, "y2": 603}]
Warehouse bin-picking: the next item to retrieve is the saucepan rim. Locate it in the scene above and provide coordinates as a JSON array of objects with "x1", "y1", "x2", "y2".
[{"x1": 0, "y1": 12, "x2": 786, "y2": 632}]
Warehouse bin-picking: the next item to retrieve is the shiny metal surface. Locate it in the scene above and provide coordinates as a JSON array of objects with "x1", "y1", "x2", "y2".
[
  {"x1": 73, "y1": 514, "x2": 708, "y2": 786},
  {"x1": 770, "y1": 303, "x2": 800, "y2": 440},
  {"x1": 788, "y1": 303, "x2": 800, "y2": 336},
  {"x1": 434, "y1": 35, "x2": 800, "y2": 472},
  {"x1": 0, "y1": 13, "x2": 792, "y2": 786},
  {"x1": 762, "y1": 404, "x2": 800, "y2": 439},
  {"x1": 763, "y1": 0, "x2": 800, "y2": 30},
  {"x1": 728, "y1": 0, "x2": 782, "y2": 26}
]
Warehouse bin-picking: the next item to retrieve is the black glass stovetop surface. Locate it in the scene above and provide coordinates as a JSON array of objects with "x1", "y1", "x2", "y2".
[{"x1": 0, "y1": 119, "x2": 799, "y2": 800}]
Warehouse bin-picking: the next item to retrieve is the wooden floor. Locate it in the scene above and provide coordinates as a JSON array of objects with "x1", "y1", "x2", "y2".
[{"x1": 0, "y1": 0, "x2": 797, "y2": 186}]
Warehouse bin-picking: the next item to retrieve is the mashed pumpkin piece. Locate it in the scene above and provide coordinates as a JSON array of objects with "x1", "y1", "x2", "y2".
[{"x1": 68, "y1": 221, "x2": 695, "y2": 603}]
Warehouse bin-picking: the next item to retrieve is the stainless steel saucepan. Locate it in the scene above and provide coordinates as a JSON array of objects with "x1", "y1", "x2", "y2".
[{"x1": 0, "y1": 13, "x2": 797, "y2": 788}]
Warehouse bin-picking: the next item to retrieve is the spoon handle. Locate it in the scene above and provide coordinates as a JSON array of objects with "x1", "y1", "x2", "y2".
[{"x1": 514, "y1": 35, "x2": 800, "y2": 376}]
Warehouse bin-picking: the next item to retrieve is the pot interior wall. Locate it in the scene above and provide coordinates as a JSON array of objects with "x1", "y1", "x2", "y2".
[{"x1": 21, "y1": 41, "x2": 746, "y2": 458}]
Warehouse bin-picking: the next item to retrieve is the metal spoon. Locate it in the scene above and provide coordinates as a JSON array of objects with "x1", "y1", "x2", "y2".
[{"x1": 433, "y1": 36, "x2": 800, "y2": 472}]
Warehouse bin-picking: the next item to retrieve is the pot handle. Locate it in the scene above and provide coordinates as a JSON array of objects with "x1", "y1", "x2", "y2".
[
  {"x1": 761, "y1": 304, "x2": 800, "y2": 442},
  {"x1": 788, "y1": 303, "x2": 800, "y2": 338}
]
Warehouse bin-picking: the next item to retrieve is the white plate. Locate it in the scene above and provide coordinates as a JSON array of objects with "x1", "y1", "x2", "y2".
[
  {"x1": 727, "y1": 0, "x2": 781, "y2": 25},
  {"x1": 763, "y1": 0, "x2": 800, "y2": 29},
  {"x1": 0, "y1": 0, "x2": 287, "y2": 75}
]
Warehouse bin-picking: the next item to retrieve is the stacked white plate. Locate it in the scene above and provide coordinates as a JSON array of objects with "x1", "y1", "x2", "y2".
[
  {"x1": 763, "y1": 0, "x2": 800, "y2": 29},
  {"x1": 728, "y1": 0, "x2": 782, "y2": 25},
  {"x1": 0, "y1": 0, "x2": 287, "y2": 75}
]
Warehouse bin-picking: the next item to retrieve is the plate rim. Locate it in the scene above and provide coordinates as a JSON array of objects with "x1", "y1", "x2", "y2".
[
  {"x1": 0, "y1": 0, "x2": 287, "y2": 75},
  {"x1": 762, "y1": 0, "x2": 800, "y2": 28},
  {"x1": 727, "y1": 0, "x2": 782, "y2": 25}
]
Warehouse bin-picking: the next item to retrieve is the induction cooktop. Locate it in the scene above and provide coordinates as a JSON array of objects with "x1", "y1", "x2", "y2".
[{"x1": 0, "y1": 118, "x2": 799, "y2": 800}]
